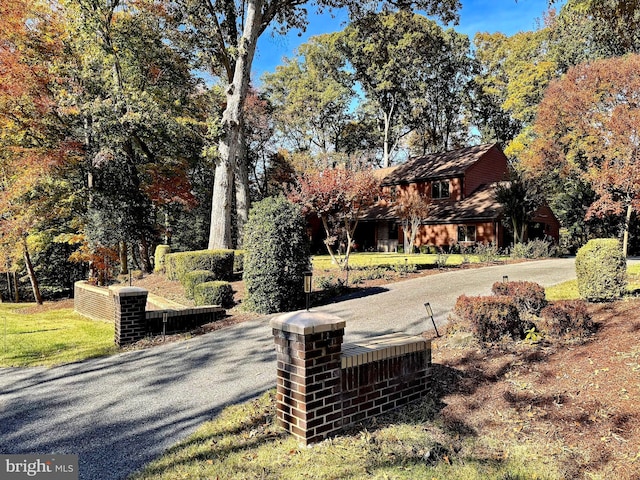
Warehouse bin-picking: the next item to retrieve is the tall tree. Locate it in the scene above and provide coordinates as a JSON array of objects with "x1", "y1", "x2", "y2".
[
  {"x1": 525, "y1": 54, "x2": 640, "y2": 256},
  {"x1": 175, "y1": 0, "x2": 460, "y2": 249}
]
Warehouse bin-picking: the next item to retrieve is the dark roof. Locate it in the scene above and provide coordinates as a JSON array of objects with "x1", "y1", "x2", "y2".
[
  {"x1": 381, "y1": 143, "x2": 498, "y2": 186},
  {"x1": 361, "y1": 183, "x2": 505, "y2": 224}
]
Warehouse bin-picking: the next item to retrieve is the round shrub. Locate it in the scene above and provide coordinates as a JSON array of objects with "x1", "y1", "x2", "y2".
[
  {"x1": 540, "y1": 300, "x2": 594, "y2": 338},
  {"x1": 454, "y1": 295, "x2": 523, "y2": 343},
  {"x1": 182, "y1": 270, "x2": 216, "y2": 299},
  {"x1": 165, "y1": 249, "x2": 235, "y2": 282},
  {"x1": 243, "y1": 196, "x2": 311, "y2": 314},
  {"x1": 491, "y1": 280, "x2": 547, "y2": 315},
  {"x1": 575, "y1": 239, "x2": 626, "y2": 301},
  {"x1": 193, "y1": 281, "x2": 234, "y2": 308},
  {"x1": 154, "y1": 245, "x2": 171, "y2": 273}
]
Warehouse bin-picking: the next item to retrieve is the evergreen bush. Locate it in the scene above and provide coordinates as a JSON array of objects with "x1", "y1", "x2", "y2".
[
  {"x1": 233, "y1": 250, "x2": 245, "y2": 273},
  {"x1": 165, "y1": 249, "x2": 234, "y2": 282},
  {"x1": 575, "y1": 239, "x2": 626, "y2": 301},
  {"x1": 182, "y1": 270, "x2": 216, "y2": 299},
  {"x1": 153, "y1": 244, "x2": 171, "y2": 273},
  {"x1": 454, "y1": 295, "x2": 523, "y2": 343},
  {"x1": 193, "y1": 281, "x2": 234, "y2": 307},
  {"x1": 491, "y1": 280, "x2": 547, "y2": 315},
  {"x1": 540, "y1": 300, "x2": 594, "y2": 338},
  {"x1": 242, "y1": 196, "x2": 310, "y2": 314}
]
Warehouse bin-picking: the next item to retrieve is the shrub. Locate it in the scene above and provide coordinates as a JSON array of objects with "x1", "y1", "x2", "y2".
[
  {"x1": 509, "y1": 239, "x2": 555, "y2": 259},
  {"x1": 153, "y1": 245, "x2": 171, "y2": 273},
  {"x1": 233, "y1": 250, "x2": 245, "y2": 273},
  {"x1": 453, "y1": 295, "x2": 523, "y2": 343},
  {"x1": 193, "y1": 281, "x2": 234, "y2": 308},
  {"x1": 350, "y1": 267, "x2": 393, "y2": 285},
  {"x1": 540, "y1": 300, "x2": 594, "y2": 337},
  {"x1": 491, "y1": 281, "x2": 547, "y2": 315},
  {"x1": 575, "y1": 238, "x2": 626, "y2": 301},
  {"x1": 243, "y1": 196, "x2": 311, "y2": 314},
  {"x1": 165, "y1": 249, "x2": 234, "y2": 282},
  {"x1": 475, "y1": 242, "x2": 501, "y2": 263},
  {"x1": 182, "y1": 270, "x2": 216, "y2": 299}
]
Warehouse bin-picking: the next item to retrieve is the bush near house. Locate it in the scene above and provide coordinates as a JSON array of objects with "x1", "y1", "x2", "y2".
[
  {"x1": 165, "y1": 249, "x2": 234, "y2": 282},
  {"x1": 193, "y1": 281, "x2": 234, "y2": 307},
  {"x1": 575, "y1": 238, "x2": 626, "y2": 302},
  {"x1": 153, "y1": 244, "x2": 171, "y2": 273},
  {"x1": 491, "y1": 280, "x2": 547, "y2": 315}
]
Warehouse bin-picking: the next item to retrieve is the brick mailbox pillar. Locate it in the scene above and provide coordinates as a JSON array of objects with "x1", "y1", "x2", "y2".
[
  {"x1": 270, "y1": 311, "x2": 345, "y2": 445},
  {"x1": 110, "y1": 286, "x2": 148, "y2": 347}
]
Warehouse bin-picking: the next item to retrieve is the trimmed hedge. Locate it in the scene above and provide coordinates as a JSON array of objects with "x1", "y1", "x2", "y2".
[
  {"x1": 540, "y1": 300, "x2": 594, "y2": 338},
  {"x1": 234, "y1": 250, "x2": 245, "y2": 273},
  {"x1": 575, "y1": 238, "x2": 626, "y2": 302},
  {"x1": 193, "y1": 281, "x2": 234, "y2": 308},
  {"x1": 454, "y1": 295, "x2": 523, "y2": 343},
  {"x1": 153, "y1": 245, "x2": 171, "y2": 273},
  {"x1": 491, "y1": 280, "x2": 547, "y2": 315},
  {"x1": 182, "y1": 270, "x2": 216, "y2": 299},
  {"x1": 165, "y1": 249, "x2": 234, "y2": 282}
]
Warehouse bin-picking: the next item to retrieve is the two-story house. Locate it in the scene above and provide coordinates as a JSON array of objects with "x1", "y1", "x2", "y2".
[{"x1": 356, "y1": 143, "x2": 560, "y2": 252}]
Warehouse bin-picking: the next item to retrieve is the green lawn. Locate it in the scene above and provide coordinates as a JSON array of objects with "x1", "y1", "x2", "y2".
[
  {"x1": 130, "y1": 390, "x2": 561, "y2": 480},
  {"x1": 0, "y1": 304, "x2": 116, "y2": 367},
  {"x1": 312, "y1": 252, "x2": 507, "y2": 270},
  {"x1": 545, "y1": 263, "x2": 640, "y2": 301}
]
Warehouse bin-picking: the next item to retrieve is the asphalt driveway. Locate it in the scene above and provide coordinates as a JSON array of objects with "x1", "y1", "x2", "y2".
[{"x1": 0, "y1": 258, "x2": 578, "y2": 479}]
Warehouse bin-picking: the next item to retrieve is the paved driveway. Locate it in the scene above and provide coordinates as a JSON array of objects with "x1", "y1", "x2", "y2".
[{"x1": 0, "y1": 258, "x2": 578, "y2": 479}]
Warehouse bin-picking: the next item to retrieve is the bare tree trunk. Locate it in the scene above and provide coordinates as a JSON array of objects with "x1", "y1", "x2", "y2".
[
  {"x1": 382, "y1": 101, "x2": 395, "y2": 168},
  {"x1": 13, "y1": 271, "x2": 18, "y2": 303},
  {"x1": 623, "y1": 203, "x2": 632, "y2": 258},
  {"x1": 235, "y1": 124, "x2": 250, "y2": 248},
  {"x1": 208, "y1": 0, "x2": 263, "y2": 250},
  {"x1": 119, "y1": 240, "x2": 128, "y2": 275},
  {"x1": 22, "y1": 238, "x2": 42, "y2": 305},
  {"x1": 139, "y1": 237, "x2": 152, "y2": 273}
]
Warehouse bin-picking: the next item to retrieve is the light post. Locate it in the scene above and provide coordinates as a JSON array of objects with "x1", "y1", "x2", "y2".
[
  {"x1": 424, "y1": 302, "x2": 440, "y2": 337},
  {"x1": 304, "y1": 271, "x2": 313, "y2": 311},
  {"x1": 503, "y1": 275, "x2": 509, "y2": 283}
]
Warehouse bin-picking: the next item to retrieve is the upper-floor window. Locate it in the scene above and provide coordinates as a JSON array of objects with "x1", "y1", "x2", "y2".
[{"x1": 432, "y1": 180, "x2": 450, "y2": 199}]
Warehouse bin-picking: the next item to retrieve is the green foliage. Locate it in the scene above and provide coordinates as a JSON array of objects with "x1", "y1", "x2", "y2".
[
  {"x1": 349, "y1": 267, "x2": 393, "y2": 285},
  {"x1": 181, "y1": 270, "x2": 216, "y2": 300},
  {"x1": 165, "y1": 250, "x2": 235, "y2": 282},
  {"x1": 242, "y1": 196, "x2": 310, "y2": 314},
  {"x1": 509, "y1": 239, "x2": 556, "y2": 259},
  {"x1": 575, "y1": 239, "x2": 627, "y2": 301},
  {"x1": 474, "y1": 242, "x2": 501, "y2": 263},
  {"x1": 193, "y1": 281, "x2": 234, "y2": 308},
  {"x1": 154, "y1": 245, "x2": 171, "y2": 273},
  {"x1": 491, "y1": 281, "x2": 547, "y2": 316},
  {"x1": 233, "y1": 250, "x2": 245, "y2": 273},
  {"x1": 540, "y1": 300, "x2": 594, "y2": 338},
  {"x1": 454, "y1": 295, "x2": 523, "y2": 343}
]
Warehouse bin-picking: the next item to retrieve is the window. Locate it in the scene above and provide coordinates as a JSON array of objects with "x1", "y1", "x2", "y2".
[
  {"x1": 458, "y1": 225, "x2": 476, "y2": 243},
  {"x1": 432, "y1": 180, "x2": 450, "y2": 199}
]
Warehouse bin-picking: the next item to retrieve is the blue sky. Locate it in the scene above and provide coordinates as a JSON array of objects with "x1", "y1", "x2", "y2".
[{"x1": 252, "y1": 0, "x2": 563, "y2": 79}]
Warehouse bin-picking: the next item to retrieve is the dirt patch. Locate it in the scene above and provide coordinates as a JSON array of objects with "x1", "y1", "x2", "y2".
[{"x1": 432, "y1": 299, "x2": 640, "y2": 479}]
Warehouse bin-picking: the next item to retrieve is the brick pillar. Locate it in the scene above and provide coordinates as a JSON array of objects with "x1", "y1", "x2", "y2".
[
  {"x1": 111, "y1": 286, "x2": 148, "y2": 347},
  {"x1": 270, "y1": 311, "x2": 345, "y2": 445}
]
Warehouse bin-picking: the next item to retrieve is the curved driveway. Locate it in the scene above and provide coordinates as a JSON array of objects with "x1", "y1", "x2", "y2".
[{"x1": 1, "y1": 258, "x2": 578, "y2": 479}]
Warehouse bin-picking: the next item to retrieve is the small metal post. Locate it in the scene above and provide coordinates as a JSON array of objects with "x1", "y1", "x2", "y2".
[
  {"x1": 503, "y1": 275, "x2": 509, "y2": 283},
  {"x1": 304, "y1": 271, "x2": 313, "y2": 311},
  {"x1": 162, "y1": 311, "x2": 168, "y2": 340},
  {"x1": 424, "y1": 302, "x2": 440, "y2": 337}
]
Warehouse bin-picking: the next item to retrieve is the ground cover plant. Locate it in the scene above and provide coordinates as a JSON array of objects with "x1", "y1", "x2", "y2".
[{"x1": 0, "y1": 301, "x2": 116, "y2": 367}]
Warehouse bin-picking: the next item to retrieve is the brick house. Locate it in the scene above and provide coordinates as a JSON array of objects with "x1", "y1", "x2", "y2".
[{"x1": 355, "y1": 143, "x2": 560, "y2": 252}]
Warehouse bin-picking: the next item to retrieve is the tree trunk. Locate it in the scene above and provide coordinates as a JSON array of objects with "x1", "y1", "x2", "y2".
[
  {"x1": 13, "y1": 271, "x2": 18, "y2": 303},
  {"x1": 22, "y1": 238, "x2": 42, "y2": 305},
  {"x1": 119, "y1": 241, "x2": 128, "y2": 275},
  {"x1": 139, "y1": 237, "x2": 152, "y2": 273},
  {"x1": 235, "y1": 124, "x2": 250, "y2": 248},
  {"x1": 382, "y1": 101, "x2": 395, "y2": 168},
  {"x1": 208, "y1": 0, "x2": 263, "y2": 250},
  {"x1": 623, "y1": 203, "x2": 632, "y2": 258}
]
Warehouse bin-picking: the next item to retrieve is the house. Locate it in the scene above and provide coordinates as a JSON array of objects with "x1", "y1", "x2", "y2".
[{"x1": 355, "y1": 143, "x2": 560, "y2": 252}]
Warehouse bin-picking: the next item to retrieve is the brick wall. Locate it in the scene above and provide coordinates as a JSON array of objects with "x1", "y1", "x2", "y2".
[
  {"x1": 74, "y1": 281, "x2": 114, "y2": 321},
  {"x1": 113, "y1": 287, "x2": 148, "y2": 346},
  {"x1": 271, "y1": 312, "x2": 432, "y2": 446}
]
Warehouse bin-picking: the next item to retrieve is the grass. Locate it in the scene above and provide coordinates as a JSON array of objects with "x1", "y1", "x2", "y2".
[
  {"x1": 0, "y1": 304, "x2": 116, "y2": 367},
  {"x1": 130, "y1": 390, "x2": 562, "y2": 480},
  {"x1": 312, "y1": 252, "x2": 507, "y2": 270},
  {"x1": 545, "y1": 263, "x2": 640, "y2": 301}
]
